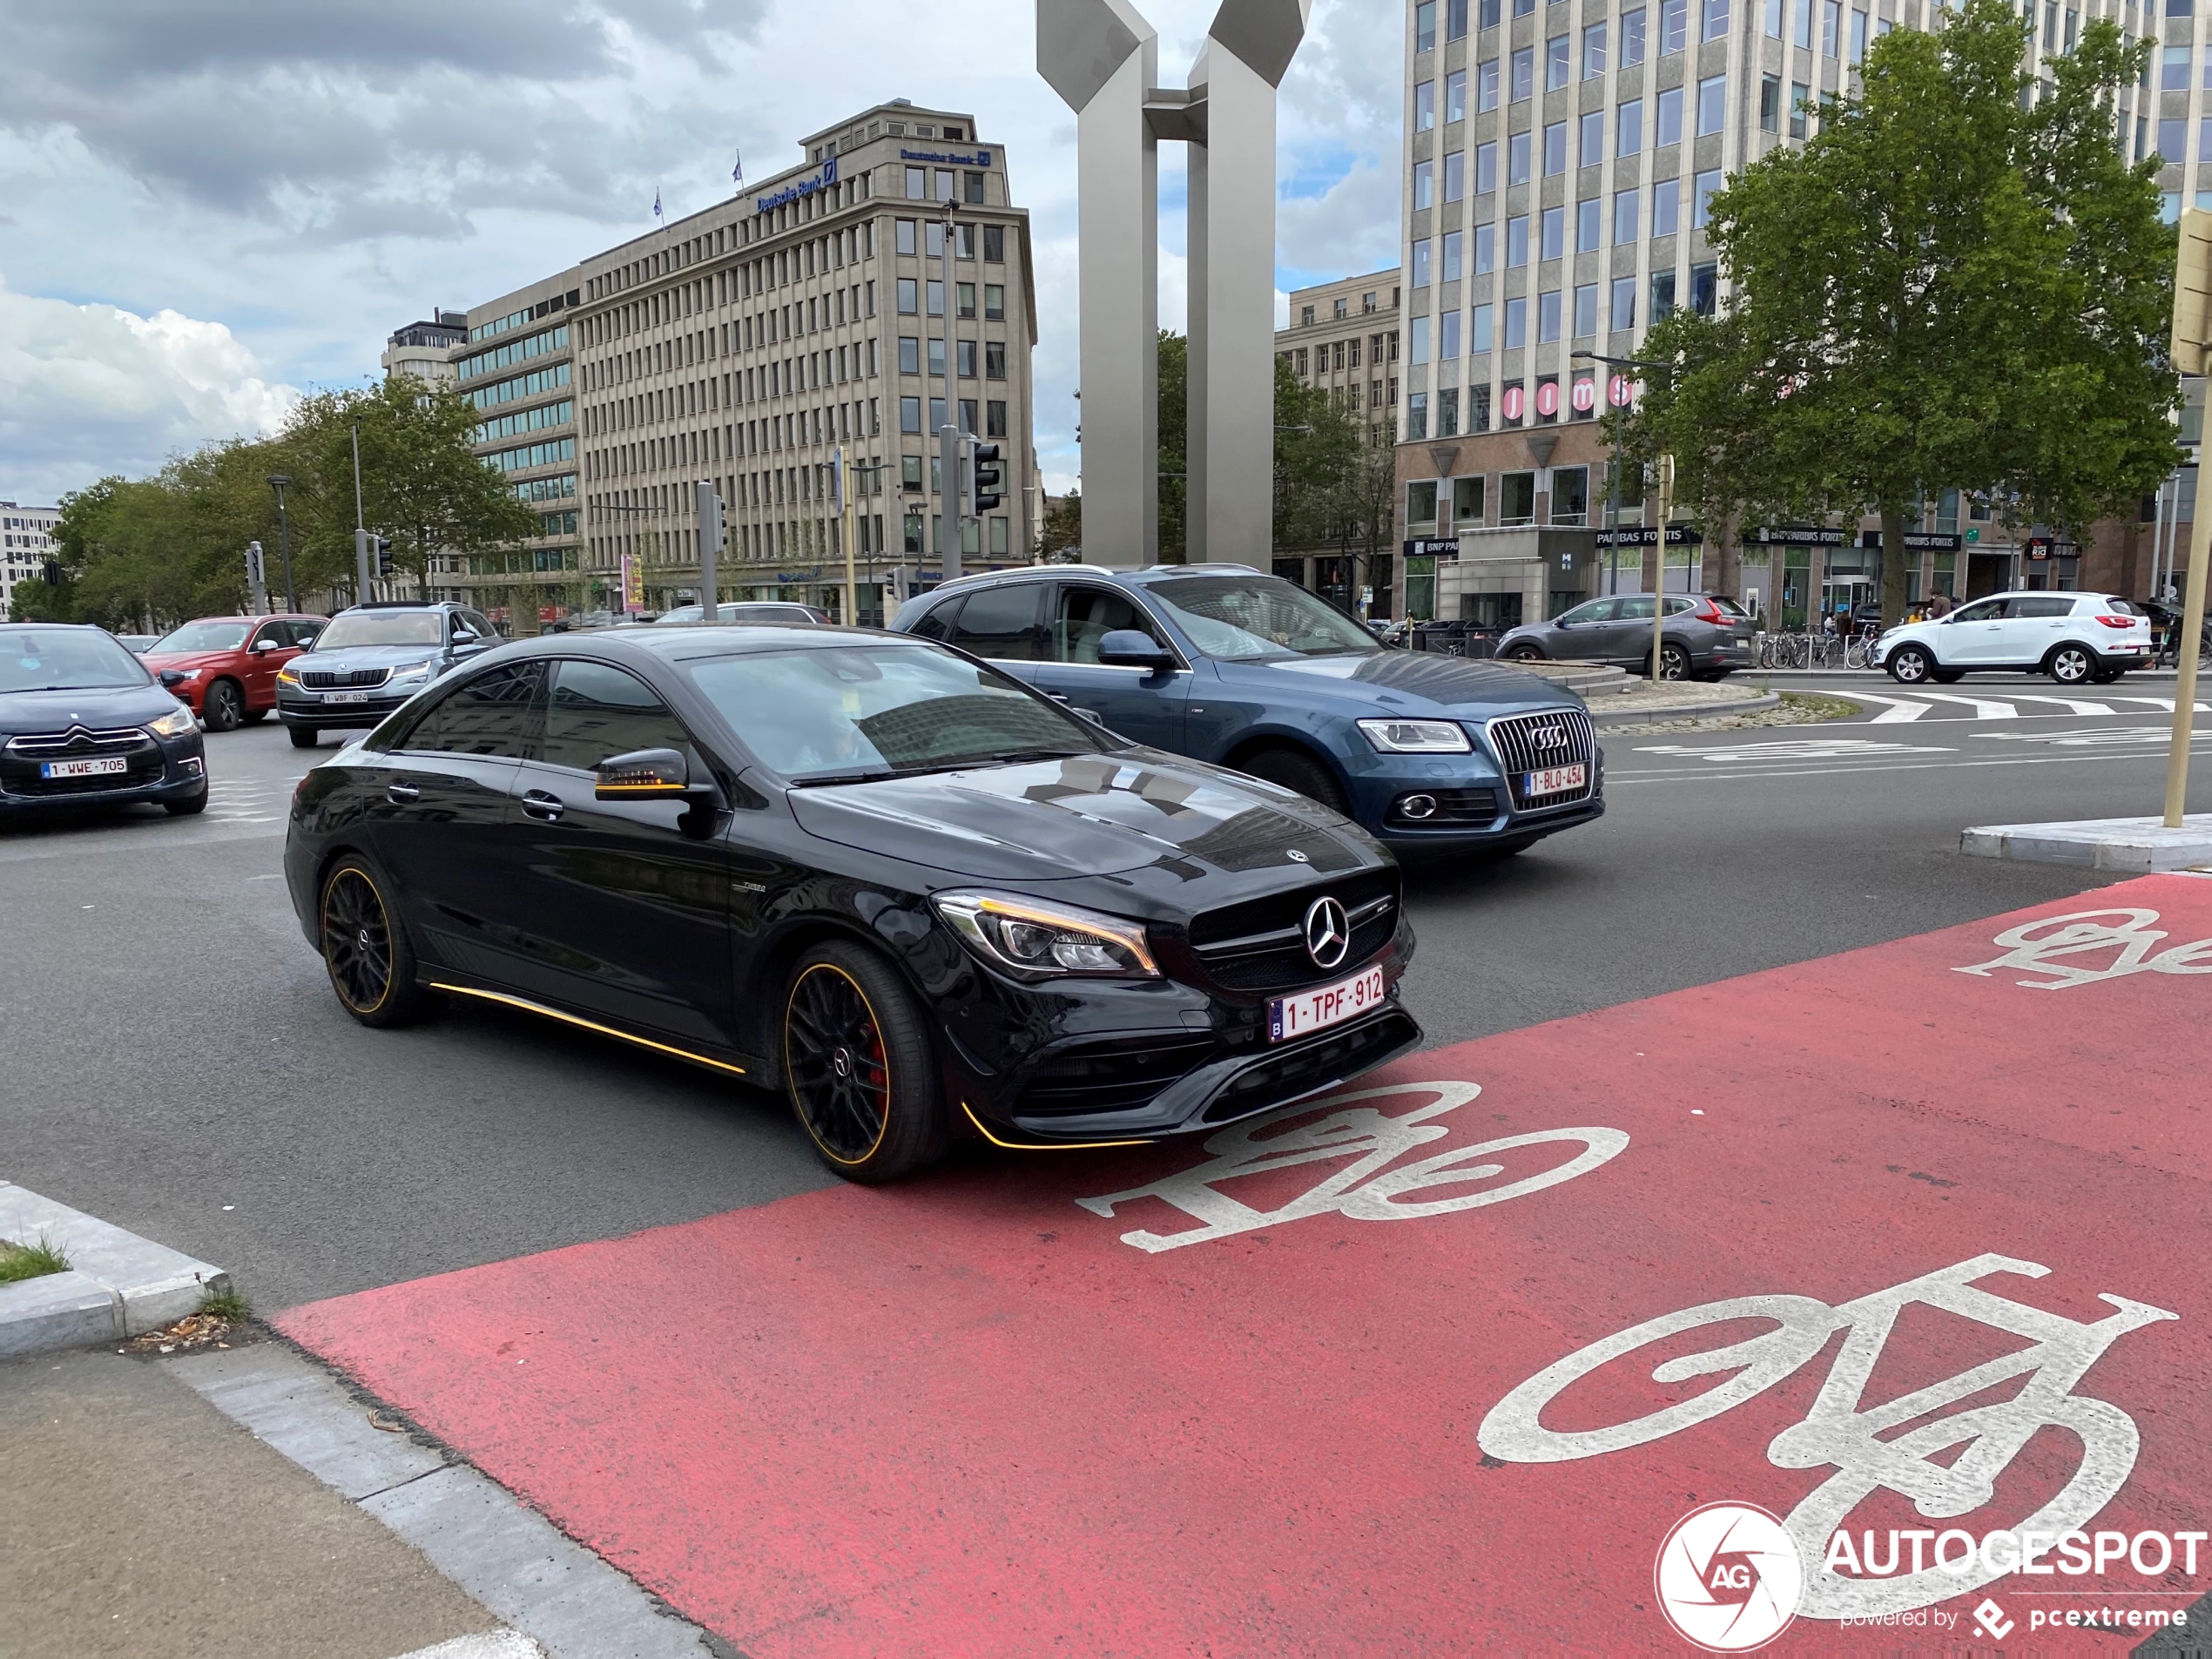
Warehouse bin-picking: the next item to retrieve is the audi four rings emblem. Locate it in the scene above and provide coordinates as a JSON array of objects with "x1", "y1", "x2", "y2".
[
  {"x1": 1531, "y1": 724, "x2": 1568, "y2": 750},
  {"x1": 1303, "y1": 896, "x2": 1351, "y2": 969}
]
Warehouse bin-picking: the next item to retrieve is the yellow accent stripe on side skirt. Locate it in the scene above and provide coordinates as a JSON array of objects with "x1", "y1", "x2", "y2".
[
  {"x1": 430, "y1": 982, "x2": 747, "y2": 1076},
  {"x1": 961, "y1": 1101, "x2": 1151, "y2": 1151}
]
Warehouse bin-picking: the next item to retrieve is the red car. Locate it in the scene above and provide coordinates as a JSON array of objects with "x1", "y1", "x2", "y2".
[{"x1": 140, "y1": 614, "x2": 327, "y2": 732}]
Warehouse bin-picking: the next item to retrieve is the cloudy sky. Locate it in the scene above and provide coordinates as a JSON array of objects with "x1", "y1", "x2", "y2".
[{"x1": 0, "y1": 0, "x2": 1403, "y2": 507}]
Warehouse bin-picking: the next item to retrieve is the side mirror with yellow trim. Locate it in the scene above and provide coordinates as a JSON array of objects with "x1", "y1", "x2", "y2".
[{"x1": 596, "y1": 747, "x2": 708, "y2": 801}]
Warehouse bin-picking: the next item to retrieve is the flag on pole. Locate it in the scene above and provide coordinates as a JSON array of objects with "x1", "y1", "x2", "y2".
[
  {"x1": 732, "y1": 147, "x2": 744, "y2": 186},
  {"x1": 653, "y1": 188, "x2": 664, "y2": 223}
]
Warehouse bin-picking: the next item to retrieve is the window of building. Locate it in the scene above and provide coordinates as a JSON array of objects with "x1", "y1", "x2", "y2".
[
  {"x1": 1790, "y1": 80, "x2": 1810, "y2": 138},
  {"x1": 1650, "y1": 267, "x2": 1677, "y2": 320},
  {"x1": 1509, "y1": 130, "x2": 1531, "y2": 183},
  {"x1": 1447, "y1": 68, "x2": 1467, "y2": 121},
  {"x1": 1408, "y1": 392, "x2": 1430, "y2": 439},
  {"x1": 1849, "y1": 8, "x2": 1867, "y2": 60},
  {"x1": 905, "y1": 165, "x2": 926, "y2": 198},
  {"x1": 1794, "y1": 0, "x2": 1811, "y2": 45},
  {"x1": 1439, "y1": 385, "x2": 1461, "y2": 434},
  {"x1": 1475, "y1": 140, "x2": 1497, "y2": 192},
  {"x1": 985, "y1": 284, "x2": 1005, "y2": 320},
  {"x1": 1544, "y1": 121, "x2": 1568, "y2": 173},
  {"x1": 1653, "y1": 175, "x2": 1680, "y2": 234},
  {"x1": 1472, "y1": 302, "x2": 1494, "y2": 352},
  {"x1": 1821, "y1": 0, "x2": 1839, "y2": 54},
  {"x1": 1548, "y1": 33, "x2": 1571, "y2": 87},
  {"x1": 1450, "y1": 0, "x2": 1471, "y2": 37},
  {"x1": 1301, "y1": 304, "x2": 1317, "y2": 326},
  {"x1": 1504, "y1": 295, "x2": 1528, "y2": 347},
  {"x1": 963, "y1": 171, "x2": 987, "y2": 204},
  {"x1": 899, "y1": 335, "x2": 921, "y2": 374},
  {"x1": 1415, "y1": 158, "x2": 1434, "y2": 209},
  {"x1": 1583, "y1": 20, "x2": 1608, "y2": 74},
  {"x1": 1697, "y1": 74, "x2": 1726, "y2": 135},
  {"x1": 1760, "y1": 74, "x2": 1781, "y2": 131},
  {"x1": 1657, "y1": 84, "x2": 1683, "y2": 145},
  {"x1": 1512, "y1": 45, "x2": 1535, "y2": 98},
  {"x1": 1440, "y1": 310, "x2": 1462, "y2": 359},
  {"x1": 985, "y1": 341, "x2": 1006, "y2": 380},
  {"x1": 1445, "y1": 150, "x2": 1467, "y2": 200},
  {"x1": 1501, "y1": 471, "x2": 1537, "y2": 523},
  {"x1": 1507, "y1": 213, "x2": 1529, "y2": 264},
  {"x1": 897, "y1": 278, "x2": 918, "y2": 314},
  {"x1": 1417, "y1": 0, "x2": 1438, "y2": 50},
  {"x1": 1581, "y1": 108, "x2": 1605, "y2": 164},
  {"x1": 1538, "y1": 289, "x2": 1562, "y2": 342},
  {"x1": 2161, "y1": 118, "x2": 2189, "y2": 164},
  {"x1": 1662, "y1": 0, "x2": 1689, "y2": 51},
  {"x1": 1615, "y1": 186, "x2": 1641, "y2": 240},
  {"x1": 1702, "y1": 0, "x2": 1730, "y2": 39},
  {"x1": 1413, "y1": 238, "x2": 1433, "y2": 287},
  {"x1": 1541, "y1": 204, "x2": 1565, "y2": 258},
  {"x1": 935, "y1": 168, "x2": 956, "y2": 201},
  {"x1": 1609, "y1": 274, "x2": 1636, "y2": 331},
  {"x1": 1622, "y1": 5, "x2": 1647, "y2": 62},
  {"x1": 1764, "y1": 0, "x2": 1783, "y2": 34},
  {"x1": 1474, "y1": 222, "x2": 1496, "y2": 272},
  {"x1": 957, "y1": 341, "x2": 978, "y2": 378},
  {"x1": 984, "y1": 225, "x2": 1005, "y2": 262},
  {"x1": 1416, "y1": 80, "x2": 1436, "y2": 128},
  {"x1": 1479, "y1": 57, "x2": 1501, "y2": 110},
  {"x1": 1619, "y1": 98, "x2": 1644, "y2": 154},
  {"x1": 1690, "y1": 261, "x2": 1718, "y2": 314},
  {"x1": 1575, "y1": 196, "x2": 1601, "y2": 251},
  {"x1": 900, "y1": 395, "x2": 921, "y2": 433},
  {"x1": 1692, "y1": 169, "x2": 1722, "y2": 226},
  {"x1": 1443, "y1": 228, "x2": 1464, "y2": 280}
]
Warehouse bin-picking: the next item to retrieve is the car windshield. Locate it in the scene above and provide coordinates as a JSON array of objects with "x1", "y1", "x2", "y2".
[
  {"x1": 681, "y1": 643, "x2": 1115, "y2": 782},
  {"x1": 315, "y1": 611, "x2": 445, "y2": 648},
  {"x1": 151, "y1": 620, "x2": 250, "y2": 652},
  {"x1": 0, "y1": 628, "x2": 150, "y2": 692},
  {"x1": 1143, "y1": 575, "x2": 1379, "y2": 661}
]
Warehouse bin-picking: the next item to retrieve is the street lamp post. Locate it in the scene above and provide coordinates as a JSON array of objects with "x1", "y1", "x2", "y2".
[
  {"x1": 266, "y1": 474, "x2": 297, "y2": 613},
  {"x1": 1572, "y1": 348, "x2": 1675, "y2": 685}
]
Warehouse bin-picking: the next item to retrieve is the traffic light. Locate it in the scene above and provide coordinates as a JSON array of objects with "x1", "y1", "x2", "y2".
[
  {"x1": 372, "y1": 536, "x2": 395, "y2": 579},
  {"x1": 42, "y1": 558, "x2": 63, "y2": 586},
  {"x1": 969, "y1": 442, "x2": 1004, "y2": 514}
]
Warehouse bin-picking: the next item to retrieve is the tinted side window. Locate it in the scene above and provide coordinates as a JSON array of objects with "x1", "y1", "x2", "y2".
[
  {"x1": 542, "y1": 660, "x2": 691, "y2": 772},
  {"x1": 1054, "y1": 586, "x2": 1156, "y2": 663},
  {"x1": 1952, "y1": 598, "x2": 2006, "y2": 623},
  {"x1": 1560, "y1": 599, "x2": 1617, "y2": 624},
  {"x1": 397, "y1": 662, "x2": 546, "y2": 758},
  {"x1": 250, "y1": 622, "x2": 288, "y2": 649},
  {"x1": 1618, "y1": 596, "x2": 1657, "y2": 620},
  {"x1": 908, "y1": 598, "x2": 960, "y2": 641},
  {"x1": 2013, "y1": 596, "x2": 2075, "y2": 618},
  {"x1": 461, "y1": 610, "x2": 496, "y2": 639},
  {"x1": 949, "y1": 584, "x2": 1045, "y2": 660}
]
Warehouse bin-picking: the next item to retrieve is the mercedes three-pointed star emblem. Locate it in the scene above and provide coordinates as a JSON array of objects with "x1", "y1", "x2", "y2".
[{"x1": 1303, "y1": 895, "x2": 1351, "y2": 969}]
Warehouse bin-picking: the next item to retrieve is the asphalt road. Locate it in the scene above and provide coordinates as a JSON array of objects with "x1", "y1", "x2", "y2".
[{"x1": 3, "y1": 677, "x2": 2202, "y2": 1310}]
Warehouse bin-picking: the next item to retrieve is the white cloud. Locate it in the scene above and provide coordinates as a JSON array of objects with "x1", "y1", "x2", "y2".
[{"x1": 0, "y1": 274, "x2": 298, "y2": 504}]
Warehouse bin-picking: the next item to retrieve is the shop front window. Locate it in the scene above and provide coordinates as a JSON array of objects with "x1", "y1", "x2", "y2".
[{"x1": 1406, "y1": 554, "x2": 1438, "y2": 621}]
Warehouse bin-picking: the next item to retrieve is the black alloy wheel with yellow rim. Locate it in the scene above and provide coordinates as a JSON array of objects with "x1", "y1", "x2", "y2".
[
  {"x1": 320, "y1": 858, "x2": 431, "y2": 1028},
  {"x1": 781, "y1": 941, "x2": 946, "y2": 1182}
]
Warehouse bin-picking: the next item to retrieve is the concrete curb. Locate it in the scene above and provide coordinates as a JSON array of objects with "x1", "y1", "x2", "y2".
[
  {"x1": 1959, "y1": 814, "x2": 2212, "y2": 872},
  {"x1": 1585, "y1": 690, "x2": 1783, "y2": 728},
  {"x1": 172, "y1": 1344, "x2": 722, "y2": 1659},
  {"x1": 0, "y1": 1181, "x2": 229, "y2": 1355}
]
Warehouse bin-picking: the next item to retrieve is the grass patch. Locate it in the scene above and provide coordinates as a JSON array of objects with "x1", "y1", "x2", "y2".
[
  {"x1": 1777, "y1": 691, "x2": 1863, "y2": 722},
  {"x1": 0, "y1": 1237, "x2": 70, "y2": 1283},
  {"x1": 198, "y1": 1285, "x2": 252, "y2": 1322}
]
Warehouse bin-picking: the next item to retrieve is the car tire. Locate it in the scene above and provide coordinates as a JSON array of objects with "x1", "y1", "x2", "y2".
[
  {"x1": 2048, "y1": 644, "x2": 2096, "y2": 685},
  {"x1": 163, "y1": 789, "x2": 208, "y2": 816},
  {"x1": 1506, "y1": 644, "x2": 1546, "y2": 663},
  {"x1": 1653, "y1": 643, "x2": 1690, "y2": 680},
  {"x1": 288, "y1": 725, "x2": 319, "y2": 749},
  {"x1": 1238, "y1": 746, "x2": 1350, "y2": 816},
  {"x1": 1887, "y1": 644, "x2": 1935, "y2": 684},
  {"x1": 241, "y1": 707, "x2": 269, "y2": 724},
  {"x1": 318, "y1": 857, "x2": 431, "y2": 1028},
  {"x1": 202, "y1": 678, "x2": 244, "y2": 732},
  {"x1": 782, "y1": 941, "x2": 946, "y2": 1184}
]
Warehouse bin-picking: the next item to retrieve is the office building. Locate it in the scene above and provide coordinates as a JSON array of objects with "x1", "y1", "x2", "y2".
[
  {"x1": 1, "y1": 500, "x2": 60, "y2": 620},
  {"x1": 448, "y1": 99, "x2": 1040, "y2": 630},
  {"x1": 381, "y1": 313, "x2": 469, "y2": 383},
  {"x1": 1394, "y1": 0, "x2": 2160, "y2": 626},
  {"x1": 1274, "y1": 273, "x2": 1402, "y2": 613}
]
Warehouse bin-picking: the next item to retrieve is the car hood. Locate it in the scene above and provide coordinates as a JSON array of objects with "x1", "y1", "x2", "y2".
[
  {"x1": 295, "y1": 644, "x2": 445, "y2": 672},
  {"x1": 1213, "y1": 651, "x2": 1582, "y2": 716},
  {"x1": 0, "y1": 683, "x2": 179, "y2": 735},
  {"x1": 142, "y1": 650, "x2": 242, "y2": 672},
  {"x1": 786, "y1": 751, "x2": 1378, "y2": 883}
]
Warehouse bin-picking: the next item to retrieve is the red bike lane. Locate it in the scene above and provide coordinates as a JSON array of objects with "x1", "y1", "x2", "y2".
[{"x1": 280, "y1": 875, "x2": 2212, "y2": 1656}]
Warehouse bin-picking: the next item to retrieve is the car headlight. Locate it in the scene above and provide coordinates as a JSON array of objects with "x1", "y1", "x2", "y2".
[
  {"x1": 276, "y1": 664, "x2": 301, "y2": 685},
  {"x1": 171, "y1": 668, "x2": 202, "y2": 682},
  {"x1": 388, "y1": 664, "x2": 435, "y2": 688},
  {"x1": 1357, "y1": 718, "x2": 1472, "y2": 754},
  {"x1": 147, "y1": 704, "x2": 198, "y2": 738},
  {"x1": 934, "y1": 891, "x2": 1159, "y2": 980}
]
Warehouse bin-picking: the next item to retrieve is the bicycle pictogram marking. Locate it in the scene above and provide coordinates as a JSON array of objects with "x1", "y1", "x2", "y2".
[
  {"x1": 1955, "y1": 908, "x2": 2212, "y2": 989},
  {"x1": 1075, "y1": 1080, "x2": 1629, "y2": 1253},
  {"x1": 1477, "y1": 1255, "x2": 2178, "y2": 1620}
]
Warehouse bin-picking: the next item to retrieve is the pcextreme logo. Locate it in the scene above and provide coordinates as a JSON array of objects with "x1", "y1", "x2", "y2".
[{"x1": 1654, "y1": 1502, "x2": 1804, "y2": 1651}]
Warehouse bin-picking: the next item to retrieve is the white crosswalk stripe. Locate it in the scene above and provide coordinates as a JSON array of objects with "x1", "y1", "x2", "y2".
[
  {"x1": 1848, "y1": 690, "x2": 2212, "y2": 723},
  {"x1": 1895, "y1": 691, "x2": 2024, "y2": 719},
  {"x1": 1846, "y1": 692, "x2": 1936, "y2": 724}
]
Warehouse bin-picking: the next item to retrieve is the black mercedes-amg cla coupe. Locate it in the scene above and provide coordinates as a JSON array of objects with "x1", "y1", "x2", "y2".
[{"x1": 283, "y1": 625, "x2": 1420, "y2": 1181}]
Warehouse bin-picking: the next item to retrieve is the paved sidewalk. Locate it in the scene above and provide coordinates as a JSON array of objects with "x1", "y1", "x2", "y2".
[{"x1": 0, "y1": 1343, "x2": 502, "y2": 1658}]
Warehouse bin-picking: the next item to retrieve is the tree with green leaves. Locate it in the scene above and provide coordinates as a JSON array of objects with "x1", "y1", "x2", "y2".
[{"x1": 1627, "y1": 0, "x2": 2181, "y2": 624}]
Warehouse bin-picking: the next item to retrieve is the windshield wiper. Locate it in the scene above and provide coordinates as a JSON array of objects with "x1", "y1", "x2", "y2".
[{"x1": 788, "y1": 766, "x2": 899, "y2": 788}]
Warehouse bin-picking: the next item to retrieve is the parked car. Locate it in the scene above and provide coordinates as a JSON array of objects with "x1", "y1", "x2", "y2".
[
  {"x1": 1495, "y1": 594, "x2": 1755, "y2": 679},
  {"x1": 139, "y1": 614, "x2": 326, "y2": 731},
  {"x1": 1873, "y1": 591, "x2": 2153, "y2": 685},
  {"x1": 283, "y1": 626, "x2": 1421, "y2": 1181},
  {"x1": 2143, "y1": 597, "x2": 2212, "y2": 664},
  {"x1": 0, "y1": 624, "x2": 206, "y2": 819},
  {"x1": 115, "y1": 634, "x2": 161, "y2": 655},
  {"x1": 887, "y1": 564, "x2": 1603, "y2": 858},
  {"x1": 652, "y1": 602, "x2": 833, "y2": 625},
  {"x1": 275, "y1": 601, "x2": 499, "y2": 747}
]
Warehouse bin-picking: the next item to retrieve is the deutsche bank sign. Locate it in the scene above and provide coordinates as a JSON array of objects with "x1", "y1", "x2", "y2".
[{"x1": 755, "y1": 154, "x2": 838, "y2": 215}]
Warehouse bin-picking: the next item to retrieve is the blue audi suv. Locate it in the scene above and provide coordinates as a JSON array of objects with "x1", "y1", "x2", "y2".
[{"x1": 890, "y1": 564, "x2": 1602, "y2": 856}]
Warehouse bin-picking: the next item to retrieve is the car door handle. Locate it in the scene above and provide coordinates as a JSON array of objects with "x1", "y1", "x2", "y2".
[
  {"x1": 386, "y1": 782, "x2": 421, "y2": 805},
  {"x1": 521, "y1": 790, "x2": 564, "y2": 822}
]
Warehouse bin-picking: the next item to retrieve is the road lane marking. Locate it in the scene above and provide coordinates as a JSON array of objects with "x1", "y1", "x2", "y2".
[
  {"x1": 1980, "y1": 725, "x2": 2212, "y2": 748},
  {"x1": 1606, "y1": 747, "x2": 2203, "y2": 783},
  {"x1": 1634, "y1": 738, "x2": 1954, "y2": 762},
  {"x1": 1955, "y1": 907, "x2": 2212, "y2": 988},
  {"x1": 1843, "y1": 692, "x2": 1935, "y2": 723},
  {"x1": 1899, "y1": 691, "x2": 2023, "y2": 718},
  {"x1": 2005, "y1": 693, "x2": 2117, "y2": 715}
]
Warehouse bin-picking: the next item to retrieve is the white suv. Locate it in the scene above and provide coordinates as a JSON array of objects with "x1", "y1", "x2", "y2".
[{"x1": 1874, "y1": 591, "x2": 2154, "y2": 685}]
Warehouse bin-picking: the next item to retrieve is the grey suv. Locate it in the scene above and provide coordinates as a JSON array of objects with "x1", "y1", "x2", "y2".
[
  {"x1": 1496, "y1": 594, "x2": 1756, "y2": 679},
  {"x1": 276, "y1": 602, "x2": 500, "y2": 747}
]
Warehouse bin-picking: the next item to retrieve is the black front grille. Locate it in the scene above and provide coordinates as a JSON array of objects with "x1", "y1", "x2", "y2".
[
  {"x1": 1016, "y1": 1035, "x2": 1218, "y2": 1117},
  {"x1": 1487, "y1": 707, "x2": 1597, "y2": 810},
  {"x1": 1185, "y1": 868, "x2": 1399, "y2": 995},
  {"x1": 1387, "y1": 786, "x2": 1499, "y2": 826},
  {"x1": 2, "y1": 727, "x2": 163, "y2": 797},
  {"x1": 300, "y1": 667, "x2": 390, "y2": 689},
  {"x1": 1200, "y1": 1010, "x2": 1421, "y2": 1123}
]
